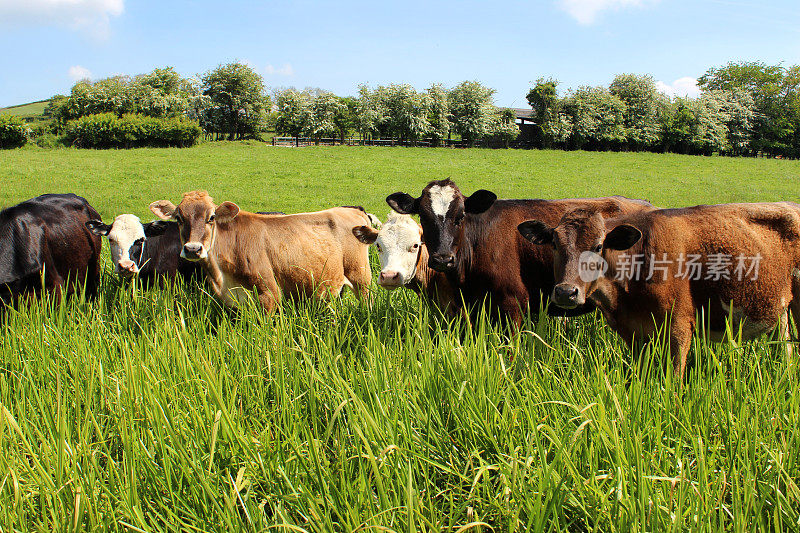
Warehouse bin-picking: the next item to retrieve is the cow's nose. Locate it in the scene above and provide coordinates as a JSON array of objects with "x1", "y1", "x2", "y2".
[
  {"x1": 429, "y1": 253, "x2": 455, "y2": 272},
  {"x1": 553, "y1": 284, "x2": 580, "y2": 307},
  {"x1": 117, "y1": 260, "x2": 137, "y2": 274},
  {"x1": 183, "y1": 243, "x2": 202, "y2": 255},
  {"x1": 378, "y1": 270, "x2": 402, "y2": 288}
]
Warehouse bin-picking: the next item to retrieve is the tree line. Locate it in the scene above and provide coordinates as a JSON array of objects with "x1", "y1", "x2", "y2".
[
  {"x1": 529, "y1": 62, "x2": 800, "y2": 157},
  {"x1": 14, "y1": 60, "x2": 800, "y2": 157}
]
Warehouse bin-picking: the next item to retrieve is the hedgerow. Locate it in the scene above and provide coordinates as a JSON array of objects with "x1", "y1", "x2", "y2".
[{"x1": 64, "y1": 113, "x2": 202, "y2": 148}]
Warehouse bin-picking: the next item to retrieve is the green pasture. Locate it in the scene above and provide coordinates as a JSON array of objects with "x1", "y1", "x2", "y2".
[
  {"x1": 0, "y1": 100, "x2": 50, "y2": 121},
  {"x1": 1, "y1": 144, "x2": 800, "y2": 531}
]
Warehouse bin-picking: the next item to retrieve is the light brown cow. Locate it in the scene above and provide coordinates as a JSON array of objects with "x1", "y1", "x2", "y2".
[
  {"x1": 351, "y1": 211, "x2": 457, "y2": 314},
  {"x1": 518, "y1": 202, "x2": 800, "y2": 377},
  {"x1": 149, "y1": 191, "x2": 373, "y2": 311}
]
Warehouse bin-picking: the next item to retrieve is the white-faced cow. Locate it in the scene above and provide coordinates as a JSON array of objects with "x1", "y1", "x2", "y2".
[
  {"x1": 0, "y1": 193, "x2": 102, "y2": 303},
  {"x1": 518, "y1": 202, "x2": 800, "y2": 377},
  {"x1": 86, "y1": 214, "x2": 202, "y2": 286},
  {"x1": 386, "y1": 179, "x2": 655, "y2": 325},
  {"x1": 149, "y1": 191, "x2": 373, "y2": 311},
  {"x1": 351, "y1": 211, "x2": 456, "y2": 314}
]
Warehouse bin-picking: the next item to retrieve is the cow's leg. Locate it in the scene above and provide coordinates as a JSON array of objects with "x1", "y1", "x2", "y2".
[
  {"x1": 253, "y1": 271, "x2": 281, "y2": 313},
  {"x1": 779, "y1": 309, "x2": 794, "y2": 361},
  {"x1": 343, "y1": 251, "x2": 372, "y2": 301},
  {"x1": 668, "y1": 316, "x2": 694, "y2": 380}
]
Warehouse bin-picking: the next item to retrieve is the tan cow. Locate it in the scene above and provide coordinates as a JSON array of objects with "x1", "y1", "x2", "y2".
[
  {"x1": 352, "y1": 211, "x2": 457, "y2": 314},
  {"x1": 149, "y1": 191, "x2": 373, "y2": 311},
  {"x1": 518, "y1": 202, "x2": 800, "y2": 377}
]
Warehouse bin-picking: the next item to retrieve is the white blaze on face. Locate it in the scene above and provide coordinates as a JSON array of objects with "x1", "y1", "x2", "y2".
[
  {"x1": 107, "y1": 214, "x2": 146, "y2": 274},
  {"x1": 376, "y1": 212, "x2": 423, "y2": 288},
  {"x1": 428, "y1": 184, "x2": 456, "y2": 221}
]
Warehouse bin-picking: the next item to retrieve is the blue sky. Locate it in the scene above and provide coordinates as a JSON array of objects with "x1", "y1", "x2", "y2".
[{"x1": 1, "y1": 0, "x2": 799, "y2": 108}]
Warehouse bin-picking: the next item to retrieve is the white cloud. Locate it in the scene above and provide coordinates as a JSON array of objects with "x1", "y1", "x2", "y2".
[
  {"x1": 0, "y1": 0, "x2": 124, "y2": 39},
  {"x1": 656, "y1": 77, "x2": 700, "y2": 98},
  {"x1": 265, "y1": 63, "x2": 294, "y2": 77},
  {"x1": 558, "y1": 0, "x2": 656, "y2": 25},
  {"x1": 68, "y1": 65, "x2": 93, "y2": 81}
]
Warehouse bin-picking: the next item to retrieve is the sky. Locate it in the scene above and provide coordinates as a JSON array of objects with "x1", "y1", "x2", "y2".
[{"x1": 1, "y1": 0, "x2": 799, "y2": 108}]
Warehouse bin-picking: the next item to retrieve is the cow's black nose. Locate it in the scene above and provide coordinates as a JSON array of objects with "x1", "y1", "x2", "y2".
[
  {"x1": 553, "y1": 284, "x2": 580, "y2": 305},
  {"x1": 429, "y1": 253, "x2": 455, "y2": 272}
]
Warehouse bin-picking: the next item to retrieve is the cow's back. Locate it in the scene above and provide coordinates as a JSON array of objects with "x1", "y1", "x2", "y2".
[{"x1": 0, "y1": 194, "x2": 102, "y2": 300}]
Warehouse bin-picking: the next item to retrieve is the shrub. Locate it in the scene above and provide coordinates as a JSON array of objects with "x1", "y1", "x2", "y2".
[
  {"x1": 0, "y1": 115, "x2": 31, "y2": 148},
  {"x1": 34, "y1": 134, "x2": 64, "y2": 149},
  {"x1": 64, "y1": 113, "x2": 202, "y2": 148}
]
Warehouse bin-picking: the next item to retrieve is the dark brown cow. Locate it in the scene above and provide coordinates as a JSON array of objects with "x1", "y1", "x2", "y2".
[
  {"x1": 386, "y1": 179, "x2": 654, "y2": 325},
  {"x1": 0, "y1": 194, "x2": 102, "y2": 304},
  {"x1": 149, "y1": 191, "x2": 373, "y2": 311},
  {"x1": 518, "y1": 202, "x2": 800, "y2": 376},
  {"x1": 352, "y1": 211, "x2": 456, "y2": 314}
]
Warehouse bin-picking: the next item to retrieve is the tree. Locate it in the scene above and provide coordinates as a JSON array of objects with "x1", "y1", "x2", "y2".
[
  {"x1": 333, "y1": 96, "x2": 358, "y2": 143},
  {"x1": 526, "y1": 77, "x2": 560, "y2": 148},
  {"x1": 356, "y1": 85, "x2": 387, "y2": 141},
  {"x1": 562, "y1": 86, "x2": 626, "y2": 150},
  {"x1": 448, "y1": 81, "x2": 495, "y2": 146},
  {"x1": 698, "y1": 61, "x2": 794, "y2": 155},
  {"x1": 201, "y1": 62, "x2": 267, "y2": 140},
  {"x1": 609, "y1": 73, "x2": 664, "y2": 150},
  {"x1": 489, "y1": 108, "x2": 519, "y2": 148},
  {"x1": 383, "y1": 84, "x2": 431, "y2": 142},
  {"x1": 305, "y1": 92, "x2": 343, "y2": 143},
  {"x1": 275, "y1": 90, "x2": 311, "y2": 142},
  {"x1": 427, "y1": 84, "x2": 450, "y2": 146}
]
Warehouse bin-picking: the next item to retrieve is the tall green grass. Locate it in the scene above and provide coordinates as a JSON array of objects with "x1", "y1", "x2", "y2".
[
  {"x1": 1, "y1": 262, "x2": 799, "y2": 531},
  {"x1": 2, "y1": 145, "x2": 800, "y2": 530}
]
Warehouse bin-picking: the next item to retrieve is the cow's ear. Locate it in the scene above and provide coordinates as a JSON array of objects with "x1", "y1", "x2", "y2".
[
  {"x1": 352, "y1": 225, "x2": 379, "y2": 244},
  {"x1": 215, "y1": 202, "x2": 240, "y2": 223},
  {"x1": 604, "y1": 224, "x2": 642, "y2": 250},
  {"x1": 150, "y1": 200, "x2": 177, "y2": 220},
  {"x1": 85, "y1": 220, "x2": 111, "y2": 236},
  {"x1": 386, "y1": 192, "x2": 419, "y2": 215},
  {"x1": 144, "y1": 220, "x2": 169, "y2": 237},
  {"x1": 465, "y1": 189, "x2": 497, "y2": 214},
  {"x1": 517, "y1": 220, "x2": 553, "y2": 245}
]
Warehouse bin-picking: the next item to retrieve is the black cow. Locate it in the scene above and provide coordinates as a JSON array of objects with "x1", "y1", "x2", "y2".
[{"x1": 0, "y1": 193, "x2": 102, "y2": 303}]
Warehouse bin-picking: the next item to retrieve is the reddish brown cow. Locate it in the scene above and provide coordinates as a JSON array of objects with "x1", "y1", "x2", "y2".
[
  {"x1": 518, "y1": 202, "x2": 800, "y2": 376},
  {"x1": 149, "y1": 191, "x2": 373, "y2": 311},
  {"x1": 386, "y1": 179, "x2": 654, "y2": 325}
]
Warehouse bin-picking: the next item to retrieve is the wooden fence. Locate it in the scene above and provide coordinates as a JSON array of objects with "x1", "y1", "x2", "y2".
[{"x1": 271, "y1": 137, "x2": 530, "y2": 149}]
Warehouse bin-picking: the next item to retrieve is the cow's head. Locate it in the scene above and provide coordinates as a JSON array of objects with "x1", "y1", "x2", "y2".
[
  {"x1": 386, "y1": 179, "x2": 496, "y2": 272},
  {"x1": 352, "y1": 212, "x2": 423, "y2": 289},
  {"x1": 518, "y1": 209, "x2": 642, "y2": 309},
  {"x1": 149, "y1": 191, "x2": 239, "y2": 261},
  {"x1": 86, "y1": 214, "x2": 169, "y2": 277}
]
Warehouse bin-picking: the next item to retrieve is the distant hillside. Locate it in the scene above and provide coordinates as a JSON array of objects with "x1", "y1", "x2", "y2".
[{"x1": 0, "y1": 99, "x2": 51, "y2": 122}]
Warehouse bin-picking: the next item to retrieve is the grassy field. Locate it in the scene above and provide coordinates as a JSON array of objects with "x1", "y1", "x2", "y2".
[
  {"x1": 2, "y1": 144, "x2": 800, "y2": 531},
  {"x1": 0, "y1": 100, "x2": 50, "y2": 121}
]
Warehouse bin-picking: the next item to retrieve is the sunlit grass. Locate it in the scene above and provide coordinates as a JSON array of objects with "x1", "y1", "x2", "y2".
[
  {"x1": 1, "y1": 144, "x2": 800, "y2": 530},
  {"x1": 1, "y1": 264, "x2": 798, "y2": 531}
]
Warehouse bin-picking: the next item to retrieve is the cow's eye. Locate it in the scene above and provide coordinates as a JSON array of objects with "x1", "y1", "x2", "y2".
[
  {"x1": 453, "y1": 216, "x2": 463, "y2": 226},
  {"x1": 410, "y1": 244, "x2": 419, "y2": 251},
  {"x1": 208, "y1": 214, "x2": 216, "y2": 223},
  {"x1": 593, "y1": 244, "x2": 602, "y2": 253},
  {"x1": 175, "y1": 216, "x2": 182, "y2": 225}
]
